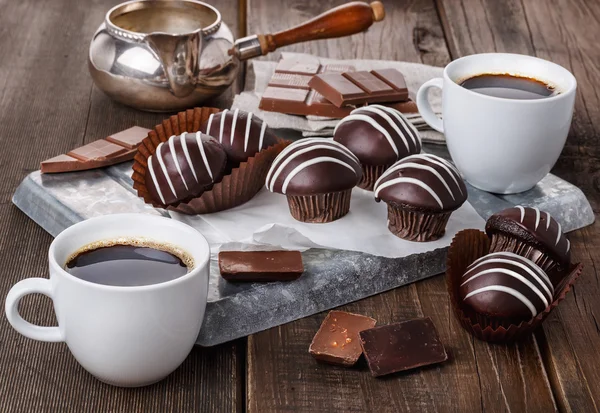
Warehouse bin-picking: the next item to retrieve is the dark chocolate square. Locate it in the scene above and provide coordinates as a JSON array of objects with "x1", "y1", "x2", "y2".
[{"x1": 359, "y1": 317, "x2": 448, "y2": 377}]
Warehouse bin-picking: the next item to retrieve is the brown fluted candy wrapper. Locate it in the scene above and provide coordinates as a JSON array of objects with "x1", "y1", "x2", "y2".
[
  {"x1": 286, "y1": 190, "x2": 352, "y2": 223},
  {"x1": 132, "y1": 107, "x2": 289, "y2": 215},
  {"x1": 358, "y1": 164, "x2": 390, "y2": 191},
  {"x1": 446, "y1": 229, "x2": 583, "y2": 343},
  {"x1": 386, "y1": 205, "x2": 451, "y2": 242}
]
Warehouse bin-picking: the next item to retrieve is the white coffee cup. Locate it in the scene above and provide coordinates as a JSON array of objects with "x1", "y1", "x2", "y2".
[
  {"x1": 417, "y1": 53, "x2": 577, "y2": 194},
  {"x1": 5, "y1": 213, "x2": 210, "y2": 387}
]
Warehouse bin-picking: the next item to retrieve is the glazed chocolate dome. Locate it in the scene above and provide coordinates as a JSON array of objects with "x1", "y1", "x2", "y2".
[
  {"x1": 265, "y1": 138, "x2": 362, "y2": 196},
  {"x1": 202, "y1": 109, "x2": 277, "y2": 164},
  {"x1": 333, "y1": 105, "x2": 421, "y2": 165},
  {"x1": 486, "y1": 206, "x2": 571, "y2": 275},
  {"x1": 145, "y1": 132, "x2": 227, "y2": 206},
  {"x1": 460, "y1": 252, "x2": 553, "y2": 322},
  {"x1": 373, "y1": 154, "x2": 467, "y2": 212}
]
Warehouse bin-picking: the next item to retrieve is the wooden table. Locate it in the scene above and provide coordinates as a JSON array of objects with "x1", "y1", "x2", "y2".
[{"x1": 1, "y1": 0, "x2": 599, "y2": 411}]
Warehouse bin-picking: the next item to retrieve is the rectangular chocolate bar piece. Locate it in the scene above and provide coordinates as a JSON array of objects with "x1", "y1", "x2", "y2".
[
  {"x1": 218, "y1": 250, "x2": 304, "y2": 282},
  {"x1": 309, "y1": 68, "x2": 410, "y2": 107},
  {"x1": 359, "y1": 317, "x2": 447, "y2": 377},
  {"x1": 41, "y1": 126, "x2": 150, "y2": 174},
  {"x1": 259, "y1": 60, "x2": 355, "y2": 118},
  {"x1": 309, "y1": 310, "x2": 377, "y2": 366}
]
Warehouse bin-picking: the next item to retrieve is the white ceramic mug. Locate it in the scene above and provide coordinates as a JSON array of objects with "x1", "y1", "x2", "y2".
[
  {"x1": 5, "y1": 214, "x2": 210, "y2": 387},
  {"x1": 417, "y1": 53, "x2": 577, "y2": 194}
]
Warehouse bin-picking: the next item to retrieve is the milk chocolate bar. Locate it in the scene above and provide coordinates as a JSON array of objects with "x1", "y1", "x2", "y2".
[
  {"x1": 309, "y1": 310, "x2": 377, "y2": 366},
  {"x1": 259, "y1": 60, "x2": 356, "y2": 118},
  {"x1": 359, "y1": 317, "x2": 448, "y2": 377},
  {"x1": 218, "y1": 250, "x2": 304, "y2": 282},
  {"x1": 308, "y1": 68, "x2": 409, "y2": 107},
  {"x1": 41, "y1": 126, "x2": 150, "y2": 173}
]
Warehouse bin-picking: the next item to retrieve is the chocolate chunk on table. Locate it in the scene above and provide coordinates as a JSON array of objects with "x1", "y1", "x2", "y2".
[
  {"x1": 359, "y1": 317, "x2": 448, "y2": 377},
  {"x1": 218, "y1": 250, "x2": 304, "y2": 282},
  {"x1": 309, "y1": 311, "x2": 377, "y2": 366},
  {"x1": 308, "y1": 68, "x2": 409, "y2": 107},
  {"x1": 41, "y1": 126, "x2": 150, "y2": 173}
]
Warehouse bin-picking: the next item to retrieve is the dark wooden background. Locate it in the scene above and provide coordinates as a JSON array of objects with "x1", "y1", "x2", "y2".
[{"x1": 1, "y1": 0, "x2": 599, "y2": 412}]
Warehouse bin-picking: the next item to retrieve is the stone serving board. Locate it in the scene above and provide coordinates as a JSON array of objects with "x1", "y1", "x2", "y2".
[{"x1": 12, "y1": 143, "x2": 594, "y2": 346}]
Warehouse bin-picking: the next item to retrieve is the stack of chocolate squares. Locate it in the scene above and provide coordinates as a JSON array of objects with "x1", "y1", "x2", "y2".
[{"x1": 259, "y1": 59, "x2": 417, "y2": 118}]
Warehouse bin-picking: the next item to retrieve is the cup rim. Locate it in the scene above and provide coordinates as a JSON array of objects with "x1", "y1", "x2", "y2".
[
  {"x1": 48, "y1": 213, "x2": 210, "y2": 292},
  {"x1": 443, "y1": 52, "x2": 577, "y2": 104}
]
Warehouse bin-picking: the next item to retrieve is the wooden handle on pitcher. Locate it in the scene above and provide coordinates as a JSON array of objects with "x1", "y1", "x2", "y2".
[{"x1": 256, "y1": 1, "x2": 385, "y2": 55}]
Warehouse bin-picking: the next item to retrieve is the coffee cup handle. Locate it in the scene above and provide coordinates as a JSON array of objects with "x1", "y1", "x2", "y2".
[
  {"x1": 416, "y1": 78, "x2": 444, "y2": 133},
  {"x1": 5, "y1": 278, "x2": 64, "y2": 342}
]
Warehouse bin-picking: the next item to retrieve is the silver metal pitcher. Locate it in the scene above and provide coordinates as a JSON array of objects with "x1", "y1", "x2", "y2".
[{"x1": 88, "y1": 0, "x2": 385, "y2": 112}]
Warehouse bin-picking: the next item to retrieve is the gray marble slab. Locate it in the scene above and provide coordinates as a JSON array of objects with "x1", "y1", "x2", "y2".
[{"x1": 12, "y1": 143, "x2": 594, "y2": 346}]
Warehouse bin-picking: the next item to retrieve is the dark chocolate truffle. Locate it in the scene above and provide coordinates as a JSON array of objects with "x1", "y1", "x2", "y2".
[
  {"x1": 485, "y1": 206, "x2": 571, "y2": 277},
  {"x1": 373, "y1": 154, "x2": 467, "y2": 241},
  {"x1": 203, "y1": 109, "x2": 277, "y2": 165},
  {"x1": 266, "y1": 138, "x2": 362, "y2": 195},
  {"x1": 265, "y1": 138, "x2": 362, "y2": 223},
  {"x1": 334, "y1": 105, "x2": 422, "y2": 190},
  {"x1": 460, "y1": 252, "x2": 553, "y2": 323},
  {"x1": 145, "y1": 132, "x2": 227, "y2": 206}
]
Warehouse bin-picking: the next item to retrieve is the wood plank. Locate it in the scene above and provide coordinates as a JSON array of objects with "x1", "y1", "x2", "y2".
[
  {"x1": 246, "y1": 1, "x2": 556, "y2": 412},
  {"x1": 0, "y1": 0, "x2": 243, "y2": 411},
  {"x1": 437, "y1": 0, "x2": 600, "y2": 411}
]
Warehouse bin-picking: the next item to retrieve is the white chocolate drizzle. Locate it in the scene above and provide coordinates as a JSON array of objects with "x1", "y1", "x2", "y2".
[
  {"x1": 516, "y1": 205, "x2": 525, "y2": 222},
  {"x1": 534, "y1": 207, "x2": 541, "y2": 230},
  {"x1": 205, "y1": 113, "x2": 215, "y2": 136},
  {"x1": 266, "y1": 138, "x2": 359, "y2": 193},
  {"x1": 465, "y1": 286, "x2": 538, "y2": 317},
  {"x1": 368, "y1": 104, "x2": 422, "y2": 148},
  {"x1": 229, "y1": 108, "x2": 239, "y2": 145},
  {"x1": 258, "y1": 120, "x2": 267, "y2": 152},
  {"x1": 169, "y1": 137, "x2": 188, "y2": 190},
  {"x1": 281, "y1": 157, "x2": 357, "y2": 194},
  {"x1": 244, "y1": 112, "x2": 253, "y2": 152},
  {"x1": 465, "y1": 251, "x2": 553, "y2": 297},
  {"x1": 334, "y1": 113, "x2": 399, "y2": 156},
  {"x1": 218, "y1": 108, "x2": 229, "y2": 143},
  {"x1": 147, "y1": 156, "x2": 166, "y2": 205},
  {"x1": 155, "y1": 142, "x2": 177, "y2": 198},
  {"x1": 194, "y1": 132, "x2": 213, "y2": 181},
  {"x1": 181, "y1": 134, "x2": 198, "y2": 183},
  {"x1": 351, "y1": 106, "x2": 410, "y2": 152},
  {"x1": 375, "y1": 177, "x2": 444, "y2": 208}
]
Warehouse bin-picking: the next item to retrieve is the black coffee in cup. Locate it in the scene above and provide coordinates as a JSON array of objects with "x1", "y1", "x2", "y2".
[
  {"x1": 65, "y1": 239, "x2": 194, "y2": 287},
  {"x1": 460, "y1": 73, "x2": 559, "y2": 100}
]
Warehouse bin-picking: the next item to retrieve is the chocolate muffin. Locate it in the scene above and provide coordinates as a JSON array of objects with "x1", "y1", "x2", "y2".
[
  {"x1": 202, "y1": 108, "x2": 277, "y2": 166},
  {"x1": 460, "y1": 252, "x2": 553, "y2": 325},
  {"x1": 373, "y1": 153, "x2": 467, "y2": 241},
  {"x1": 265, "y1": 138, "x2": 362, "y2": 223},
  {"x1": 486, "y1": 206, "x2": 571, "y2": 282},
  {"x1": 333, "y1": 105, "x2": 421, "y2": 190},
  {"x1": 144, "y1": 132, "x2": 227, "y2": 206}
]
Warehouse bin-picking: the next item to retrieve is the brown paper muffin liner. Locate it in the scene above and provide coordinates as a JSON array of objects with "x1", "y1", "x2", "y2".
[
  {"x1": 446, "y1": 229, "x2": 583, "y2": 343},
  {"x1": 358, "y1": 164, "x2": 391, "y2": 191},
  {"x1": 489, "y1": 233, "x2": 563, "y2": 284},
  {"x1": 286, "y1": 190, "x2": 352, "y2": 223},
  {"x1": 132, "y1": 107, "x2": 289, "y2": 215},
  {"x1": 386, "y1": 205, "x2": 451, "y2": 242}
]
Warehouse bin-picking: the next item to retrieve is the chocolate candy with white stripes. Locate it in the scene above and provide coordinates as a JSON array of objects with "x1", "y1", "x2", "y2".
[
  {"x1": 459, "y1": 252, "x2": 554, "y2": 324},
  {"x1": 334, "y1": 105, "x2": 422, "y2": 190},
  {"x1": 265, "y1": 138, "x2": 362, "y2": 223},
  {"x1": 486, "y1": 206, "x2": 571, "y2": 280},
  {"x1": 373, "y1": 154, "x2": 467, "y2": 241},
  {"x1": 144, "y1": 132, "x2": 227, "y2": 206},
  {"x1": 202, "y1": 109, "x2": 277, "y2": 166}
]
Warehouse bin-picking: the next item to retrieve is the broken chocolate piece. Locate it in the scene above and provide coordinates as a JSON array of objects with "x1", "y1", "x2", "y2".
[
  {"x1": 259, "y1": 60, "x2": 356, "y2": 118},
  {"x1": 40, "y1": 126, "x2": 150, "y2": 173},
  {"x1": 218, "y1": 250, "x2": 304, "y2": 282},
  {"x1": 309, "y1": 310, "x2": 377, "y2": 366},
  {"x1": 309, "y1": 68, "x2": 409, "y2": 107},
  {"x1": 359, "y1": 317, "x2": 448, "y2": 377}
]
